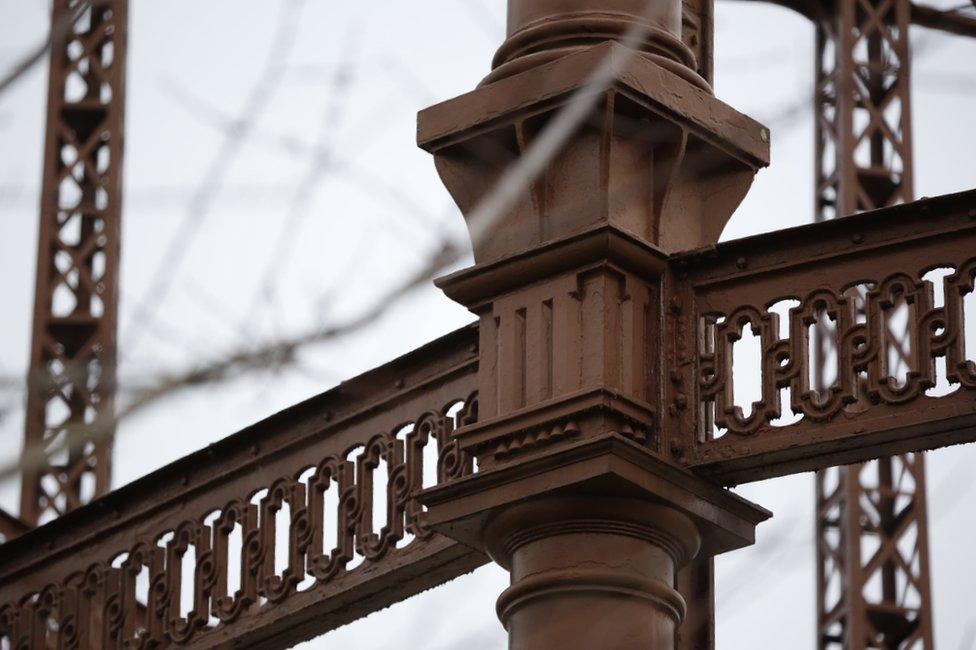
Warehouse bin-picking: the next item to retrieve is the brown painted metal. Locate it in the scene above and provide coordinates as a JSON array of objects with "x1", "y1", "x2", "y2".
[
  {"x1": 681, "y1": 0, "x2": 714, "y2": 84},
  {"x1": 814, "y1": 0, "x2": 913, "y2": 220},
  {"x1": 727, "y1": 0, "x2": 973, "y2": 639},
  {"x1": 20, "y1": 0, "x2": 128, "y2": 527},
  {"x1": 0, "y1": 149, "x2": 971, "y2": 649},
  {"x1": 420, "y1": 3, "x2": 773, "y2": 647},
  {"x1": 0, "y1": 327, "x2": 484, "y2": 648},
  {"x1": 0, "y1": 512, "x2": 28, "y2": 544},
  {"x1": 817, "y1": 455, "x2": 934, "y2": 648},
  {"x1": 674, "y1": 190, "x2": 976, "y2": 483},
  {"x1": 812, "y1": 0, "x2": 934, "y2": 642},
  {"x1": 910, "y1": 2, "x2": 976, "y2": 39},
  {"x1": 3, "y1": 0, "x2": 975, "y2": 647},
  {"x1": 676, "y1": 8, "x2": 717, "y2": 647}
]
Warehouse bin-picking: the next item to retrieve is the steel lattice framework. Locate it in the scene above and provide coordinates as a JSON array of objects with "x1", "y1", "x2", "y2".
[
  {"x1": 813, "y1": 0, "x2": 933, "y2": 645},
  {"x1": 814, "y1": 0, "x2": 913, "y2": 220},
  {"x1": 20, "y1": 0, "x2": 127, "y2": 526}
]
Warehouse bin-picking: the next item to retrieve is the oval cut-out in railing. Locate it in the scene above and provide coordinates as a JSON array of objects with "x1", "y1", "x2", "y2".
[
  {"x1": 179, "y1": 544, "x2": 197, "y2": 620},
  {"x1": 807, "y1": 304, "x2": 838, "y2": 403},
  {"x1": 228, "y1": 520, "x2": 244, "y2": 596},
  {"x1": 345, "y1": 445, "x2": 366, "y2": 571},
  {"x1": 884, "y1": 290, "x2": 913, "y2": 388},
  {"x1": 731, "y1": 321, "x2": 762, "y2": 418},
  {"x1": 965, "y1": 286, "x2": 976, "y2": 367},
  {"x1": 323, "y1": 479, "x2": 340, "y2": 556},
  {"x1": 422, "y1": 431, "x2": 439, "y2": 491},
  {"x1": 371, "y1": 456, "x2": 389, "y2": 541},
  {"x1": 273, "y1": 501, "x2": 291, "y2": 578},
  {"x1": 135, "y1": 564, "x2": 150, "y2": 608}
]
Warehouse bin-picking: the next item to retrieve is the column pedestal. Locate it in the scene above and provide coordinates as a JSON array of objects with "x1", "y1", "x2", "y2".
[{"x1": 420, "y1": 435, "x2": 770, "y2": 650}]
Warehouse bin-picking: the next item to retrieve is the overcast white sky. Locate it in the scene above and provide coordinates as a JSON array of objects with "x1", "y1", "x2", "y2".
[{"x1": 1, "y1": 1, "x2": 976, "y2": 648}]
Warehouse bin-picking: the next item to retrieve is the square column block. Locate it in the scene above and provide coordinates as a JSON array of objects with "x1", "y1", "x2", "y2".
[{"x1": 418, "y1": 41, "x2": 769, "y2": 262}]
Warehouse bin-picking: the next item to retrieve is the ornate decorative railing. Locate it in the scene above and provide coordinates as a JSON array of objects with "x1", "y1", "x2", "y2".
[
  {"x1": 5, "y1": 189, "x2": 975, "y2": 647},
  {"x1": 671, "y1": 191, "x2": 976, "y2": 484},
  {"x1": 0, "y1": 326, "x2": 483, "y2": 649}
]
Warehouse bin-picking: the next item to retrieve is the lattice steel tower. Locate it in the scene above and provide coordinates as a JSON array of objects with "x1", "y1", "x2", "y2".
[
  {"x1": 813, "y1": 0, "x2": 933, "y2": 646},
  {"x1": 20, "y1": 0, "x2": 127, "y2": 525}
]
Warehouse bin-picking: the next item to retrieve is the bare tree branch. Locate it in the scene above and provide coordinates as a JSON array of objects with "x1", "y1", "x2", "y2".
[
  {"x1": 123, "y1": 0, "x2": 308, "y2": 354},
  {"x1": 1, "y1": 6, "x2": 666, "y2": 485}
]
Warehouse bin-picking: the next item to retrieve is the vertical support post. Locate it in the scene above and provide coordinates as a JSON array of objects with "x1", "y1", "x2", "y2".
[
  {"x1": 419, "y1": 2, "x2": 771, "y2": 648},
  {"x1": 20, "y1": 0, "x2": 128, "y2": 526},
  {"x1": 813, "y1": 0, "x2": 933, "y2": 645},
  {"x1": 676, "y1": 4, "x2": 716, "y2": 645}
]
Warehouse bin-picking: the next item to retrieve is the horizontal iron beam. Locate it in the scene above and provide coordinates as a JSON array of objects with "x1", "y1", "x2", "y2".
[
  {"x1": 911, "y1": 2, "x2": 976, "y2": 38},
  {"x1": 0, "y1": 326, "x2": 486, "y2": 648},
  {"x1": 674, "y1": 190, "x2": 976, "y2": 484},
  {"x1": 724, "y1": 0, "x2": 976, "y2": 40}
]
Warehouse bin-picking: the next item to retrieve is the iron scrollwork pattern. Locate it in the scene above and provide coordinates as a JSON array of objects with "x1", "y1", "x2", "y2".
[
  {"x1": 698, "y1": 258, "x2": 976, "y2": 440},
  {"x1": 0, "y1": 394, "x2": 477, "y2": 648}
]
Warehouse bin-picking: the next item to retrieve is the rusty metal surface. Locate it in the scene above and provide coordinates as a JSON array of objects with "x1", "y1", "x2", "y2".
[
  {"x1": 6, "y1": 187, "x2": 974, "y2": 646},
  {"x1": 675, "y1": 558, "x2": 714, "y2": 650},
  {"x1": 20, "y1": 0, "x2": 128, "y2": 527},
  {"x1": 814, "y1": 0, "x2": 912, "y2": 220},
  {"x1": 672, "y1": 190, "x2": 976, "y2": 484},
  {"x1": 817, "y1": 454, "x2": 934, "y2": 648},
  {"x1": 681, "y1": 0, "x2": 713, "y2": 83},
  {"x1": 5, "y1": 0, "x2": 975, "y2": 644},
  {"x1": 0, "y1": 326, "x2": 484, "y2": 648},
  {"x1": 910, "y1": 2, "x2": 976, "y2": 38},
  {"x1": 812, "y1": 0, "x2": 935, "y2": 644},
  {"x1": 0, "y1": 512, "x2": 28, "y2": 544}
]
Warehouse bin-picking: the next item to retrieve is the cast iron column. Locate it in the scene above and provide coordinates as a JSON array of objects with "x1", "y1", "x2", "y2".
[{"x1": 418, "y1": 1, "x2": 772, "y2": 647}]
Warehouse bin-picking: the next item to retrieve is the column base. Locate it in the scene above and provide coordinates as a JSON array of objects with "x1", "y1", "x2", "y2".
[{"x1": 420, "y1": 434, "x2": 770, "y2": 649}]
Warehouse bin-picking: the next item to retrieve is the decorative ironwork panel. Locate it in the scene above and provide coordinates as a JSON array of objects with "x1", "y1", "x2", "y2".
[
  {"x1": 669, "y1": 191, "x2": 976, "y2": 483},
  {"x1": 0, "y1": 327, "x2": 484, "y2": 649},
  {"x1": 21, "y1": 0, "x2": 128, "y2": 526},
  {"x1": 812, "y1": 0, "x2": 934, "y2": 643}
]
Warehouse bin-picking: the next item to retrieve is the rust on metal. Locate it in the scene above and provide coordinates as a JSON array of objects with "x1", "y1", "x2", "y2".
[
  {"x1": 737, "y1": 0, "x2": 976, "y2": 640},
  {"x1": 675, "y1": 190, "x2": 976, "y2": 483},
  {"x1": 19, "y1": 0, "x2": 128, "y2": 527},
  {"x1": 809, "y1": 0, "x2": 936, "y2": 641},
  {"x1": 0, "y1": 328, "x2": 482, "y2": 648},
  {"x1": 419, "y1": 2, "x2": 773, "y2": 647},
  {"x1": 4, "y1": 0, "x2": 975, "y2": 647}
]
